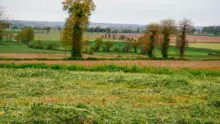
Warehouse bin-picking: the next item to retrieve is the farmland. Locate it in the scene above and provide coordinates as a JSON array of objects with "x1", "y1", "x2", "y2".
[
  {"x1": 1, "y1": 0, "x2": 220, "y2": 123},
  {"x1": 0, "y1": 31, "x2": 220, "y2": 61},
  {"x1": 0, "y1": 64, "x2": 220, "y2": 123}
]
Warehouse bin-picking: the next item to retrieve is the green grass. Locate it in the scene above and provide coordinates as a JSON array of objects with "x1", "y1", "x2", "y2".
[
  {"x1": 171, "y1": 43, "x2": 220, "y2": 51},
  {"x1": 0, "y1": 65, "x2": 219, "y2": 123},
  {"x1": 0, "y1": 42, "x2": 65, "y2": 54}
]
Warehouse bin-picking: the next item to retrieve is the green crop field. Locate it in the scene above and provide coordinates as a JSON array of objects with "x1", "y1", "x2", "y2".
[
  {"x1": 1, "y1": 29, "x2": 220, "y2": 60},
  {"x1": 0, "y1": 64, "x2": 219, "y2": 123},
  {"x1": 0, "y1": 41, "x2": 220, "y2": 60},
  {"x1": 171, "y1": 43, "x2": 220, "y2": 51}
]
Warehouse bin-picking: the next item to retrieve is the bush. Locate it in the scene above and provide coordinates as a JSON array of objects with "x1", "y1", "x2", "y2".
[
  {"x1": 114, "y1": 47, "x2": 121, "y2": 52},
  {"x1": 46, "y1": 44, "x2": 53, "y2": 50},
  {"x1": 28, "y1": 44, "x2": 34, "y2": 48},
  {"x1": 46, "y1": 43, "x2": 60, "y2": 50},
  {"x1": 34, "y1": 45, "x2": 44, "y2": 49}
]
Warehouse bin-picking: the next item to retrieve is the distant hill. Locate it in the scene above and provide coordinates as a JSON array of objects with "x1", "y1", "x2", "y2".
[
  {"x1": 11, "y1": 20, "x2": 145, "y2": 29},
  {"x1": 11, "y1": 20, "x2": 204, "y2": 30}
]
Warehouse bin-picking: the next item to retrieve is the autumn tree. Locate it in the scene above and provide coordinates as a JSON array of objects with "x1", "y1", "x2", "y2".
[
  {"x1": 18, "y1": 27, "x2": 34, "y2": 44},
  {"x1": 105, "y1": 41, "x2": 114, "y2": 52},
  {"x1": 62, "y1": 0, "x2": 95, "y2": 58},
  {"x1": 61, "y1": 21, "x2": 73, "y2": 58},
  {"x1": 94, "y1": 38, "x2": 103, "y2": 51},
  {"x1": 137, "y1": 34, "x2": 149, "y2": 55},
  {"x1": 132, "y1": 41, "x2": 138, "y2": 53},
  {"x1": 123, "y1": 40, "x2": 132, "y2": 52},
  {"x1": 160, "y1": 19, "x2": 177, "y2": 58},
  {"x1": 0, "y1": 6, "x2": 8, "y2": 44},
  {"x1": 146, "y1": 23, "x2": 160, "y2": 57},
  {"x1": 177, "y1": 18, "x2": 193, "y2": 58}
]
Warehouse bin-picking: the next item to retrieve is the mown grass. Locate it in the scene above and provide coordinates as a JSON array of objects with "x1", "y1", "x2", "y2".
[
  {"x1": 0, "y1": 66, "x2": 219, "y2": 123},
  {"x1": 0, "y1": 63, "x2": 220, "y2": 77}
]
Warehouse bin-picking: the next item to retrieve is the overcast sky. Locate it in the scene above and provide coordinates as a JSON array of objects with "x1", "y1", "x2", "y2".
[{"x1": 1, "y1": 0, "x2": 219, "y2": 26}]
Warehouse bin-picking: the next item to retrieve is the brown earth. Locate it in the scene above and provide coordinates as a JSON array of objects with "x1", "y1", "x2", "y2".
[
  {"x1": 0, "y1": 53, "x2": 112, "y2": 59},
  {"x1": 171, "y1": 35, "x2": 220, "y2": 43},
  {"x1": 0, "y1": 60, "x2": 220, "y2": 70}
]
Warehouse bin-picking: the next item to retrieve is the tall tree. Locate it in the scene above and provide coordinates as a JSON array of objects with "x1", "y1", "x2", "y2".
[
  {"x1": 18, "y1": 27, "x2": 34, "y2": 44},
  {"x1": 94, "y1": 38, "x2": 103, "y2": 52},
  {"x1": 0, "y1": 6, "x2": 8, "y2": 43},
  {"x1": 105, "y1": 41, "x2": 114, "y2": 52},
  {"x1": 146, "y1": 23, "x2": 160, "y2": 57},
  {"x1": 160, "y1": 19, "x2": 177, "y2": 58},
  {"x1": 177, "y1": 18, "x2": 193, "y2": 58},
  {"x1": 46, "y1": 27, "x2": 51, "y2": 34},
  {"x1": 62, "y1": 0, "x2": 95, "y2": 58}
]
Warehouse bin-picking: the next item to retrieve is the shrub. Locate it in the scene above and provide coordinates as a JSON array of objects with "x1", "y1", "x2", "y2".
[
  {"x1": 46, "y1": 43, "x2": 60, "y2": 50},
  {"x1": 114, "y1": 47, "x2": 121, "y2": 52},
  {"x1": 34, "y1": 45, "x2": 44, "y2": 49},
  {"x1": 46, "y1": 44, "x2": 53, "y2": 50},
  {"x1": 28, "y1": 44, "x2": 34, "y2": 48}
]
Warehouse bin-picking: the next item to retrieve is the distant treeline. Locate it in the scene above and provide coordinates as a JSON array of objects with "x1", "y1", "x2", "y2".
[{"x1": 201, "y1": 26, "x2": 220, "y2": 35}]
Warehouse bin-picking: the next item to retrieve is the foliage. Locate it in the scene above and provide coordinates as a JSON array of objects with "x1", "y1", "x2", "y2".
[
  {"x1": 62, "y1": 0, "x2": 96, "y2": 58},
  {"x1": 17, "y1": 27, "x2": 35, "y2": 44},
  {"x1": 46, "y1": 43, "x2": 60, "y2": 50},
  {"x1": 160, "y1": 19, "x2": 177, "y2": 58},
  {"x1": 105, "y1": 41, "x2": 114, "y2": 52},
  {"x1": 177, "y1": 19, "x2": 194, "y2": 58},
  {"x1": 137, "y1": 35, "x2": 148, "y2": 55},
  {"x1": 146, "y1": 23, "x2": 160, "y2": 57},
  {"x1": 94, "y1": 38, "x2": 103, "y2": 51},
  {"x1": 123, "y1": 40, "x2": 132, "y2": 52}
]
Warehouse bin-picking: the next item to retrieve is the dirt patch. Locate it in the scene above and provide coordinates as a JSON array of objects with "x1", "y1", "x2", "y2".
[
  {"x1": 0, "y1": 60, "x2": 220, "y2": 70},
  {"x1": 0, "y1": 53, "x2": 112, "y2": 59},
  {"x1": 171, "y1": 35, "x2": 220, "y2": 43}
]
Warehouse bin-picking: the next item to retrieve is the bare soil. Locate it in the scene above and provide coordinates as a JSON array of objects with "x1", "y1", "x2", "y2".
[{"x1": 0, "y1": 60, "x2": 220, "y2": 70}]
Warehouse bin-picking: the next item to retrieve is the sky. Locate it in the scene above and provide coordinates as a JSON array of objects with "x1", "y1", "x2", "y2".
[{"x1": 0, "y1": 0, "x2": 220, "y2": 26}]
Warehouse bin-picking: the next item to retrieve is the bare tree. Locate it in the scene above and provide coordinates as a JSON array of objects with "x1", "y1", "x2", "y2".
[
  {"x1": 177, "y1": 18, "x2": 193, "y2": 58},
  {"x1": 160, "y1": 19, "x2": 177, "y2": 58}
]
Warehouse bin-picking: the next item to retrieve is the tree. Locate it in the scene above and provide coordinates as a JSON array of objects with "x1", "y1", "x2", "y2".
[
  {"x1": 61, "y1": 22, "x2": 73, "y2": 58},
  {"x1": 62, "y1": 0, "x2": 96, "y2": 58},
  {"x1": 146, "y1": 23, "x2": 160, "y2": 57},
  {"x1": 132, "y1": 41, "x2": 138, "y2": 53},
  {"x1": 0, "y1": 6, "x2": 8, "y2": 44},
  {"x1": 46, "y1": 27, "x2": 51, "y2": 34},
  {"x1": 18, "y1": 27, "x2": 34, "y2": 44},
  {"x1": 106, "y1": 27, "x2": 111, "y2": 39},
  {"x1": 105, "y1": 41, "x2": 114, "y2": 52},
  {"x1": 160, "y1": 19, "x2": 177, "y2": 58},
  {"x1": 123, "y1": 40, "x2": 132, "y2": 52},
  {"x1": 137, "y1": 34, "x2": 149, "y2": 55},
  {"x1": 177, "y1": 18, "x2": 193, "y2": 58},
  {"x1": 94, "y1": 38, "x2": 103, "y2": 52}
]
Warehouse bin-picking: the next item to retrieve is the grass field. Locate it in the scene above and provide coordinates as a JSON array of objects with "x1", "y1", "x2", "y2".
[
  {"x1": 1, "y1": 30, "x2": 220, "y2": 61},
  {"x1": 0, "y1": 64, "x2": 219, "y2": 123},
  {"x1": 1, "y1": 41, "x2": 219, "y2": 60}
]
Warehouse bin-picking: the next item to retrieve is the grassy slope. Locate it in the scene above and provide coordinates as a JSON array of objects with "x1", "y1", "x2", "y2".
[{"x1": 0, "y1": 67, "x2": 219, "y2": 123}]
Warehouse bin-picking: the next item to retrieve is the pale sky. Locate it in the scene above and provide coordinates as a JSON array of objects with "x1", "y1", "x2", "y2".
[{"x1": 0, "y1": 0, "x2": 219, "y2": 26}]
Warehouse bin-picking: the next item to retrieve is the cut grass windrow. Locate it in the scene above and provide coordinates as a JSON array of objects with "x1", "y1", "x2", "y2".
[{"x1": 0, "y1": 63, "x2": 220, "y2": 77}]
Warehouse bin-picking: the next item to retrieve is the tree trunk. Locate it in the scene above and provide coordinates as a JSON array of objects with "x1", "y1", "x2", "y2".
[
  {"x1": 72, "y1": 21, "x2": 82, "y2": 58},
  {"x1": 180, "y1": 26, "x2": 186, "y2": 58},
  {"x1": 162, "y1": 34, "x2": 170, "y2": 58}
]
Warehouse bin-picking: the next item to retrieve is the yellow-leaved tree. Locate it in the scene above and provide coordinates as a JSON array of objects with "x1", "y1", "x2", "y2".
[{"x1": 62, "y1": 0, "x2": 96, "y2": 58}]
